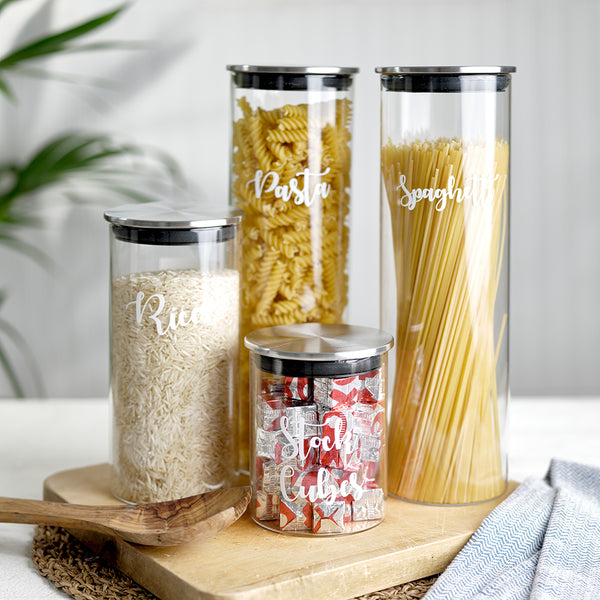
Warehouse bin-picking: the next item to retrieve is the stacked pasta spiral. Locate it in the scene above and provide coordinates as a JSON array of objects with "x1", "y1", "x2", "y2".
[{"x1": 231, "y1": 96, "x2": 353, "y2": 468}]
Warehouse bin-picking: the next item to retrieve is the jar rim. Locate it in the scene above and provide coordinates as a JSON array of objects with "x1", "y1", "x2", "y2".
[
  {"x1": 375, "y1": 65, "x2": 516, "y2": 75},
  {"x1": 227, "y1": 64, "x2": 359, "y2": 75},
  {"x1": 244, "y1": 323, "x2": 394, "y2": 362},
  {"x1": 104, "y1": 201, "x2": 243, "y2": 230}
]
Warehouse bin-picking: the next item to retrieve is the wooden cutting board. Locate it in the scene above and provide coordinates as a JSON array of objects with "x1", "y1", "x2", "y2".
[{"x1": 43, "y1": 464, "x2": 516, "y2": 600}]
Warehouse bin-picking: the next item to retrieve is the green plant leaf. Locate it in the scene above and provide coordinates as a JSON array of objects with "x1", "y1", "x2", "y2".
[
  {"x1": 0, "y1": 4, "x2": 128, "y2": 70},
  {"x1": 0, "y1": 76, "x2": 15, "y2": 101},
  {"x1": 0, "y1": 132, "x2": 186, "y2": 260},
  {"x1": 0, "y1": 0, "x2": 20, "y2": 17},
  {"x1": 0, "y1": 337, "x2": 24, "y2": 397},
  {"x1": 0, "y1": 233, "x2": 56, "y2": 269},
  {"x1": 0, "y1": 315, "x2": 45, "y2": 398}
]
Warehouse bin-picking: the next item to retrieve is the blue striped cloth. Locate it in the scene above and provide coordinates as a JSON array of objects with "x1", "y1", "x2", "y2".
[{"x1": 423, "y1": 459, "x2": 600, "y2": 599}]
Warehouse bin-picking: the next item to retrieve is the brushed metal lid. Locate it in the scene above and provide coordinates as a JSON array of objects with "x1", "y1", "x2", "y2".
[
  {"x1": 245, "y1": 323, "x2": 393, "y2": 362},
  {"x1": 375, "y1": 65, "x2": 516, "y2": 75},
  {"x1": 228, "y1": 65, "x2": 359, "y2": 75},
  {"x1": 104, "y1": 201, "x2": 243, "y2": 230}
]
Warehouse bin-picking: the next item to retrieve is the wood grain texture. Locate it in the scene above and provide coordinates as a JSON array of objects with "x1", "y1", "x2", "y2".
[
  {"x1": 44, "y1": 464, "x2": 517, "y2": 600},
  {"x1": 0, "y1": 487, "x2": 250, "y2": 546}
]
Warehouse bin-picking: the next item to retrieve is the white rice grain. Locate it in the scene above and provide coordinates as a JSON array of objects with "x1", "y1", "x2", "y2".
[{"x1": 110, "y1": 268, "x2": 239, "y2": 503}]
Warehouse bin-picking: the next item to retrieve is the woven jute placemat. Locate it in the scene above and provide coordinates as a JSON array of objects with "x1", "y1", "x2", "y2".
[{"x1": 31, "y1": 525, "x2": 438, "y2": 600}]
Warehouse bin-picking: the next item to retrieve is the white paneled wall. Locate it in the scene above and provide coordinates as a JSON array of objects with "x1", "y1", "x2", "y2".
[{"x1": 0, "y1": 0, "x2": 598, "y2": 397}]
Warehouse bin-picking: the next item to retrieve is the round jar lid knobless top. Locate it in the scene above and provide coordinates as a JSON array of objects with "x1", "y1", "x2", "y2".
[
  {"x1": 245, "y1": 324, "x2": 394, "y2": 377},
  {"x1": 104, "y1": 201, "x2": 243, "y2": 229},
  {"x1": 104, "y1": 202, "x2": 243, "y2": 246},
  {"x1": 375, "y1": 65, "x2": 516, "y2": 75},
  {"x1": 227, "y1": 65, "x2": 358, "y2": 92},
  {"x1": 375, "y1": 66, "x2": 516, "y2": 94}
]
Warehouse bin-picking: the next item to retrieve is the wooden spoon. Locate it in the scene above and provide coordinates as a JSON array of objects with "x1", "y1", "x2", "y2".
[{"x1": 0, "y1": 486, "x2": 251, "y2": 546}]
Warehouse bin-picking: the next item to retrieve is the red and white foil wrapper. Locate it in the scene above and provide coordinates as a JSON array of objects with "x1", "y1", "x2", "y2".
[
  {"x1": 273, "y1": 437, "x2": 317, "y2": 472},
  {"x1": 262, "y1": 461, "x2": 293, "y2": 495},
  {"x1": 256, "y1": 490, "x2": 280, "y2": 521},
  {"x1": 282, "y1": 404, "x2": 318, "y2": 438},
  {"x1": 290, "y1": 467, "x2": 341, "y2": 503},
  {"x1": 314, "y1": 376, "x2": 361, "y2": 410},
  {"x1": 256, "y1": 428, "x2": 280, "y2": 460},
  {"x1": 352, "y1": 487, "x2": 384, "y2": 521},
  {"x1": 284, "y1": 376, "x2": 313, "y2": 402},
  {"x1": 256, "y1": 401, "x2": 283, "y2": 431},
  {"x1": 343, "y1": 498, "x2": 353, "y2": 523},
  {"x1": 358, "y1": 434, "x2": 381, "y2": 463},
  {"x1": 296, "y1": 438, "x2": 318, "y2": 471},
  {"x1": 329, "y1": 468, "x2": 363, "y2": 502},
  {"x1": 370, "y1": 405, "x2": 385, "y2": 437},
  {"x1": 320, "y1": 442, "x2": 359, "y2": 471},
  {"x1": 353, "y1": 403, "x2": 375, "y2": 436},
  {"x1": 313, "y1": 500, "x2": 346, "y2": 534},
  {"x1": 363, "y1": 460, "x2": 379, "y2": 481},
  {"x1": 358, "y1": 370, "x2": 382, "y2": 403},
  {"x1": 353, "y1": 403, "x2": 385, "y2": 438},
  {"x1": 290, "y1": 468, "x2": 320, "y2": 501},
  {"x1": 319, "y1": 409, "x2": 353, "y2": 442},
  {"x1": 319, "y1": 410, "x2": 357, "y2": 470},
  {"x1": 261, "y1": 373, "x2": 285, "y2": 396},
  {"x1": 279, "y1": 496, "x2": 312, "y2": 531}
]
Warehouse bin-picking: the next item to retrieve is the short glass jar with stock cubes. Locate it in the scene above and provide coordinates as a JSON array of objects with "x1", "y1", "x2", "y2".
[
  {"x1": 245, "y1": 323, "x2": 393, "y2": 536},
  {"x1": 104, "y1": 202, "x2": 242, "y2": 504}
]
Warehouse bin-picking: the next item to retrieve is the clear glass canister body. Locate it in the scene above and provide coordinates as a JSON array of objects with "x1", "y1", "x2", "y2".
[
  {"x1": 228, "y1": 65, "x2": 358, "y2": 473},
  {"x1": 378, "y1": 66, "x2": 515, "y2": 505},
  {"x1": 245, "y1": 323, "x2": 393, "y2": 536},
  {"x1": 104, "y1": 202, "x2": 242, "y2": 504}
]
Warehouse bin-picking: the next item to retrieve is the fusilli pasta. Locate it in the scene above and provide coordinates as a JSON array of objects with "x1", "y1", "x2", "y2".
[{"x1": 231, "y1": 97, "x2": 353, "y2": 468}]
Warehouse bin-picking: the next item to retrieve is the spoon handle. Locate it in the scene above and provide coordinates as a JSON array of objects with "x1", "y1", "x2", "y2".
[{"x1": 0, "y1": 496, "x2": 120, "y2": 535}]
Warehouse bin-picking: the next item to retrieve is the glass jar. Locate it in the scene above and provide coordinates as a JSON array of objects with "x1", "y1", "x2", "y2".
[
  {"x1": 104, "y1": 201, "x2": 242, "y2": 503},
  {"x1": 377, "y1": 66, "x2": 515, "y2": 505},
  {"x1": 245, "y1": 323, "x2": 393, "y2": 536},
  {"x1": 227, "y1": 65, "x2": 359, "y2": 473}
]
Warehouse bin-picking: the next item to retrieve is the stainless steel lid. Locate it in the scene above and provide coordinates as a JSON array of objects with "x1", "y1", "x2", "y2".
[
  {"x1": 375, "y1": 65, "x2": 516, "y2": 75},
  {"x1": 228, "y1": 65, "x2": 359, "y2": 75},
  {"x1": 245, "y1": 323, "x2": 394, "y2": 362},
  {"x1": 104, "y1": 201, "x2": 243, "y2": 230}
]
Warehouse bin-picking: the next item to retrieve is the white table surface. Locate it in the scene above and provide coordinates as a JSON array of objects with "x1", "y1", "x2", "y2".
[{"x1": 1, "y1": 397, "x2": 599, "y2": 599}]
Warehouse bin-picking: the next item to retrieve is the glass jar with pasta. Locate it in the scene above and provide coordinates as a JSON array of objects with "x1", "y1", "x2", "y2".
[
  {"x1": 227, "y1": 65, "x2": 358, "y2": 473},
  {"x1": 377, "y1": 66, "x2": 516, "y2": 505}
]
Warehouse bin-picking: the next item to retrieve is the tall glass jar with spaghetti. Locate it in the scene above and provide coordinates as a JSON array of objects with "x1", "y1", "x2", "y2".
[
  {"x1": 377, "y1": 66, "x2": 516, "y2": 504},
  {"x1": 227, "y1": 65, "x2": 358, "y2": 473}
]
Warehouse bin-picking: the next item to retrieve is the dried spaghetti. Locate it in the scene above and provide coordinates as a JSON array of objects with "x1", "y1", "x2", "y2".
[{"x1": 382, "y1": 137, "x2": 509, "y2": 504}]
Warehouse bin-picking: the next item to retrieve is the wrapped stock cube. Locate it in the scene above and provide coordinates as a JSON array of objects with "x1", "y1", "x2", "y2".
[
  {"x1": 256, "y1": 400, "x2": 283, "y2": 431},
  {"x1": 283, "y1": 404, "x2": 318, "y2": 438},
  {"x1": 262, "y1": 461, "x2": 283, "y2": 494},
  {"x1": 352, "y1": 487, "x2": 385, "y2": 521},
  {"x1": 261, "y1": 373, "x2": 285, "y2": 396},
  {"x1": 256, "y1": 490, "x2": 280, "y2": 521},
  {"x1": 256, "y1": 428, "x2": 279, "y2": 459},
  {"x1": 358, "y1": 369, "x2": 382, "y2": 403},
  {"x1": 358, "y1": 434, "x2": 381, "y2": 463},
  {"x1": 280, "y1": 496, "x2": 313, "y2": 531},
  {"x1": 284, "y1": 376, "x2": 313, "y2": 402},
  {"x1": 313, "y1": 500, "x2": 346, "y2": 534},
  {"x1": 314, "y1": 376, "x2": 361, "y2": 409}
]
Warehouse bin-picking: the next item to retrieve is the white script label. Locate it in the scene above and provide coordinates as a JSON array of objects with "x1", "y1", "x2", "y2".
[
  {"x1": 126, "y1": 291, "x2": 201, "y2": 336},
  {"x1": 248, "y1": 168, "x2": 331, "y2": 207},
  {"x1": 396, "y1": 173, "x2": 500, "y2": 211}
]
